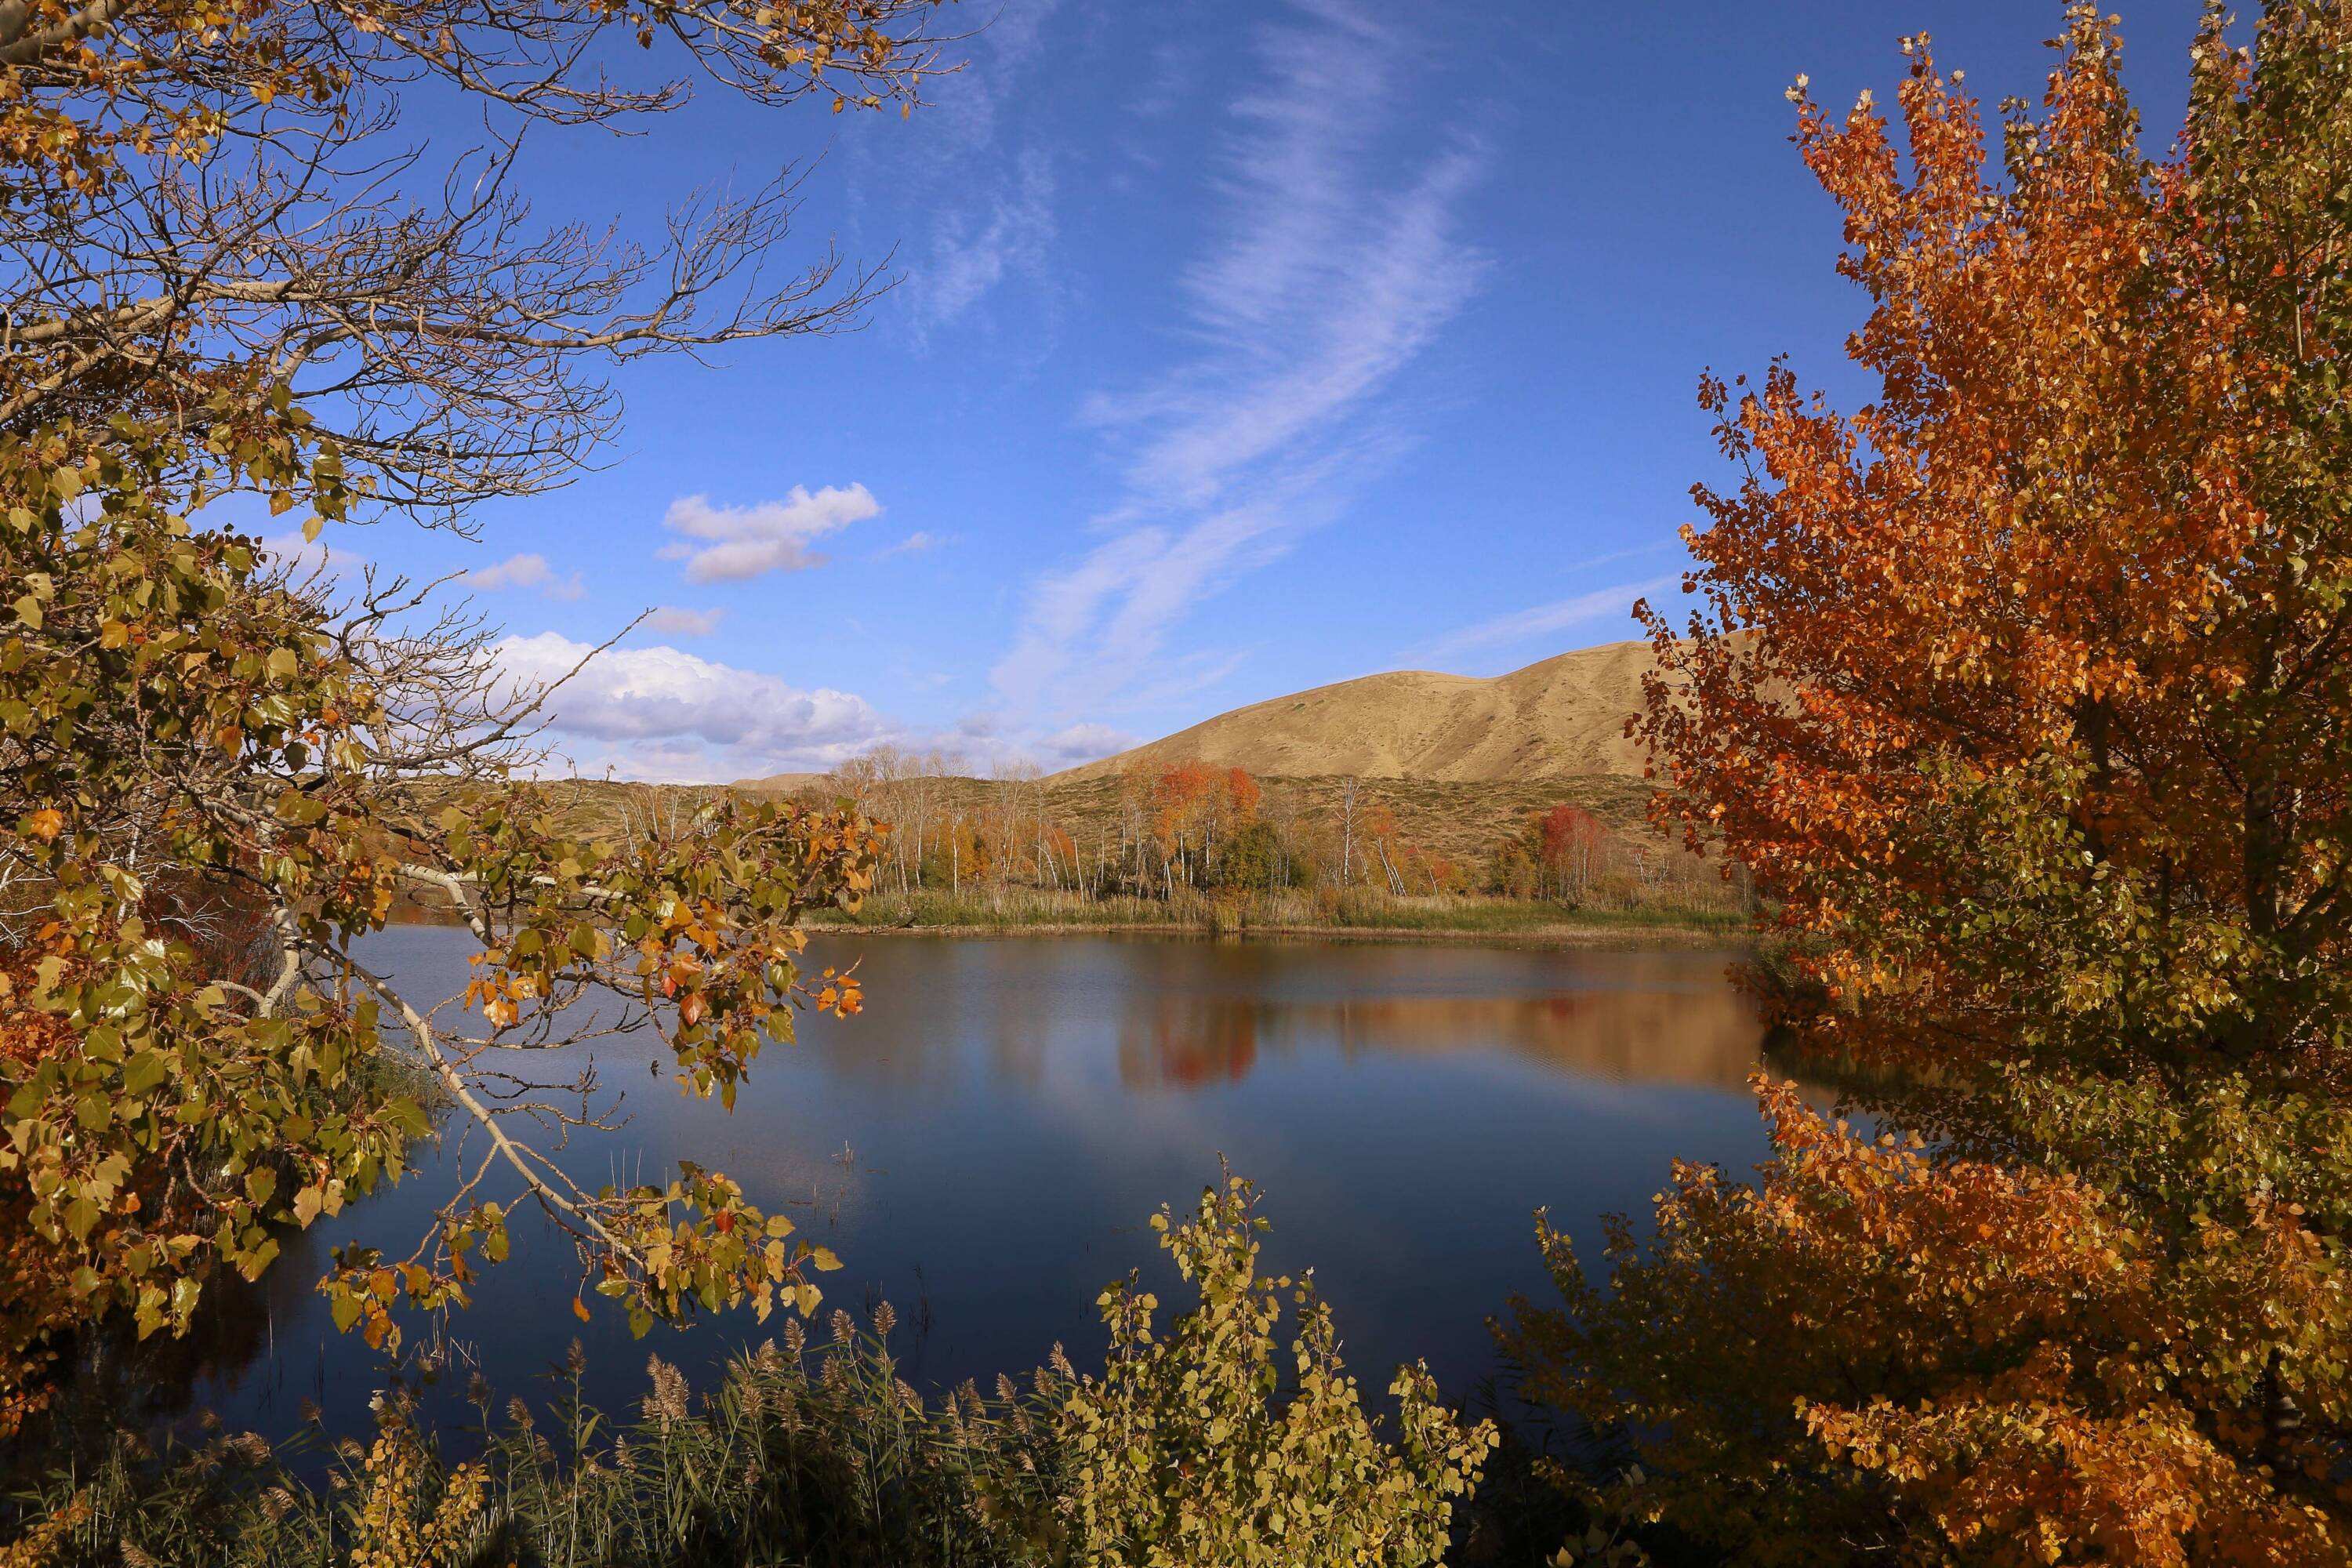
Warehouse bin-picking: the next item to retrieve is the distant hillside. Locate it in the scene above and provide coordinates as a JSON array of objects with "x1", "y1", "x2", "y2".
[
  {"x1": 728, "y1": 770, "x2": 828, "y2": 793},
  {"x1": 1051, "y1": 639, "x2": 1660, "y2": 785}
]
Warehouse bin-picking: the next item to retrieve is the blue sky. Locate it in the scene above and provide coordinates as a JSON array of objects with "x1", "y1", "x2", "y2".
[{"x1": 298, "y1": 0, "x2": 2212, "y2": 783}]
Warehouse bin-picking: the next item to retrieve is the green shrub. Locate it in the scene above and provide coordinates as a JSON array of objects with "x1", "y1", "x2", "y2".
[{"x1": 1059, "y1": 1174, "x2": 1496, "y2": 1568}]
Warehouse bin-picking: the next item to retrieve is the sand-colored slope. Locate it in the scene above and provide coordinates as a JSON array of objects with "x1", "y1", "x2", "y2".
[
  {"x1": 728, "y1": 770, "x2": 828, "y2": 793},
  {"x1": 1052, "y1": 638, "x2": 1661, "y2": 785}
]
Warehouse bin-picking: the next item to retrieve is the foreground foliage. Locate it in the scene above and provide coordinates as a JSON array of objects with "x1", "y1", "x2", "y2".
[
  {"x1": 1504, "y1": 1080, "x2": 2346, "y2": 1566},
  {"x1": 1062, "y1": 1176, "x2": 1495, "y2": 1566},
  {"x1": 2, "y1": 1179, "x2": 1494, "y2": 1568},
  {"x1": 0, "y1": 433, "x2": 886, "y2": 1429}
]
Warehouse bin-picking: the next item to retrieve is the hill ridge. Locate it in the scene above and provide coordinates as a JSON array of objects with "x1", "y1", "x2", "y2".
[{"x1": 1047, "y1": 638, "x2": 1658, "y2": 785}]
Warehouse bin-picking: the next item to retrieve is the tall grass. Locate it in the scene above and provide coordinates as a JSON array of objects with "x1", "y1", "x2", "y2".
[
  {"x1": 3, "y1": 1180, "x2": 1494, "y2": 1568},
  {"x1": 6, "y1": 1312, "x2": 1052, "y2": 1568}
]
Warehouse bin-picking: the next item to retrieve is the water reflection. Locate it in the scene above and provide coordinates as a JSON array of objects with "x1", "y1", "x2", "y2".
[
  {"x1": 121, "y1": 930, "x2": 1777, "y2": 1454},
  {"x1": 1115, "y1": 959, "x2": 1761, "y2": 1092}
]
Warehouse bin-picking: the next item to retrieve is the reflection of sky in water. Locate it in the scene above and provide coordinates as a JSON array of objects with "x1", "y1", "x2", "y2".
[{"x1": 162, "y1": 929, "x2": 1773, "y2": 1451}]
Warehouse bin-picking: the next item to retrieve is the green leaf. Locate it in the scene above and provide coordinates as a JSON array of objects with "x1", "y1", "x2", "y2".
[{"x1": 121, "y1": 1051, "x2": 169, "y2": 1096}]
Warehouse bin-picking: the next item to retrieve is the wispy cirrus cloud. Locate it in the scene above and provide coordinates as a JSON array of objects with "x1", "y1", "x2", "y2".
[
  {"x1": 900, "y1": 0, "x2": 1066, "y2": 338},
  {"x1": 912, "y1": 147, "x2": 1057, "y2": 336},
  {"x1": 1413, "y1": 576, "x2": 1675, "y2": 667},
  {"x1": 659, "y1": 485, "x2": 881, "y2": 583},
  {"x1": 992, "y1": 0, "x2": 1488, "y2": 725}
]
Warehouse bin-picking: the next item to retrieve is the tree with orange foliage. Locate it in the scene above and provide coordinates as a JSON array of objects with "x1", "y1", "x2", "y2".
[
  {"x1": 1510, "y1": 1081, "x2": 2343, "y2": 1566},
  {"x1": 1225, "y1": 766, "x2": 1263, "y2": 824},
  {"x1": 1536, "y1": 805, "x2": 1605, "y2": 904},
  {"x1": 1149, "y1": 761, "x2": 1219, "y2": 891},
  {"x1": 1508, "y1": 7, "x2": 2352, "y2": 1563}
]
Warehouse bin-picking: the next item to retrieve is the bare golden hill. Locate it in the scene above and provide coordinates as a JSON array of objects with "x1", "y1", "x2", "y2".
[
  {"x1": 727, "y1": 770, "x2": 828, "y2": 793},
  {"x1": 1051, "y1": 639, "x2": 1659, "y2": 785}
]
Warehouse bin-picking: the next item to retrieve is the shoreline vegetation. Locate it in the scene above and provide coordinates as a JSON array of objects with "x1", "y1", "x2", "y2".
[
  {"x1": 798, "y1": 887, "x2": 1743, "y2": 943},
  {"x1": 403, "y1": 763, "x2": 1751, "y2": 946}
]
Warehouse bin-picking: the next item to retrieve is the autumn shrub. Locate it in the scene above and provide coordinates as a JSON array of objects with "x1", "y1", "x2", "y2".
[{"x1": 1501, "y1": 1079, "x2": 2348, "y2": 1566}]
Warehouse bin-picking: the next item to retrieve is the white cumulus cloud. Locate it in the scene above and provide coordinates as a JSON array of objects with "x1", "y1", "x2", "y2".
[
  {"x1": 660, "y1": 485, "x2": 881, "y2": 583},
  {"x1": 495, "y1": 632, "x2": 898, "y2": 780}
]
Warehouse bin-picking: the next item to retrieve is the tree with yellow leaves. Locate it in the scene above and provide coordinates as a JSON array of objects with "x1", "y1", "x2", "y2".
[{"x1": 0, "y1": 0, "x2": 949, "y2": 1433}]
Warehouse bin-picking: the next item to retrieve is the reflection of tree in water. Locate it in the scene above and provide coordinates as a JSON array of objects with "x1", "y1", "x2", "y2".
[
  {"x1": 9, "y1": 1223, "x2": 331, "y2": 1475},
  {"x1": 1120, "y1": 995, "x2": 1261, "y2": 1088},
  {"x1": 1117, "y1": 980, "x2": 1766, "y2": 1093}
]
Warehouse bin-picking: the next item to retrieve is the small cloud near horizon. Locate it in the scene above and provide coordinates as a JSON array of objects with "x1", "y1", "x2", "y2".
[
  {"x1": 641, "y1": 605, "x2": 726, "y2": 637},
  {"x1": 660, "y1": 485, "x2": 881, "y2": 583},
  {"x1": 494, "y1": 631, "x2": 898, "y2": 781},
  {"x1": 876, "y1": 530, "x2": 949, "y2": 560},
  {"x1": 259, "y1": 527, "x2": 366, "y2": 581},
  {"x1": 492, "y1": 630, "x2": 1133, "y2": 785},
  {"x1": 1034, "y1": 720, "x2": 1138, "y2": 769},
  {"x1": 472, "y1": 551, "x2": 586, "y2": 601}
]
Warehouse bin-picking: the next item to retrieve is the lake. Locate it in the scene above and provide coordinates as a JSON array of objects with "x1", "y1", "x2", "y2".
[{"x1": 111, "y1": 928, "x2": 1778, "y2": 1446}]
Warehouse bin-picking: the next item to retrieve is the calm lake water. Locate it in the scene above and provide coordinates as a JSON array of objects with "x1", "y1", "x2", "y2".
[{"x1": 109, "y1": 928, "x2": 1778, "y2": 1446}]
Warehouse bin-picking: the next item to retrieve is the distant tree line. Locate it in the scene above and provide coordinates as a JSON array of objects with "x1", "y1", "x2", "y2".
[{"x1": 810, "y1": 749, "x2": 1722, "y2": 910}]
